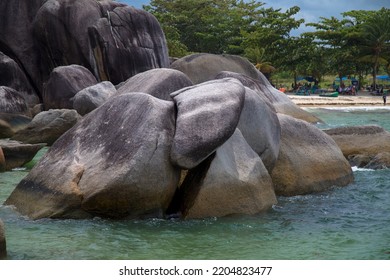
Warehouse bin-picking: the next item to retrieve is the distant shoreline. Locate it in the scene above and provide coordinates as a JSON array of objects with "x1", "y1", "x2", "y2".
[{"x1": 286, "y1": 91, "x2": 386, "y2": 107}]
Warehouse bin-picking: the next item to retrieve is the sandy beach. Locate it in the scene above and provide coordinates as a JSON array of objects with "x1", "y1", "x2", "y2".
[{"x1": 287, "y1": 91, "x2": 386, "y2": 107}]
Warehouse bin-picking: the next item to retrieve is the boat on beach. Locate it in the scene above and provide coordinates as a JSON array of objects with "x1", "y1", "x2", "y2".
[{"x1": 319, "y1": 92, "x2": 339, "y2": 97}]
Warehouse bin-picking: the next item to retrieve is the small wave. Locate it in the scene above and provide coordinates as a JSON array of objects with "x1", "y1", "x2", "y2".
[{"x1": 352, "y1": 166, "x2": 375, "y2": 172}]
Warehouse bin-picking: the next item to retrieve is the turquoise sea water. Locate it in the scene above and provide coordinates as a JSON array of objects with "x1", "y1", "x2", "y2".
[{"x1": 1, "y1": 107, "x2": 390, "y2": 260}]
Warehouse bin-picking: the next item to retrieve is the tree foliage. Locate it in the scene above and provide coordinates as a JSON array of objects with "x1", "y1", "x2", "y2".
[
  {"x1": 145, "y1": 0, "x2": 303, "y2": 62},
  {"x1": 144, "y1": 1, "x2": 390, "y2": 84}
]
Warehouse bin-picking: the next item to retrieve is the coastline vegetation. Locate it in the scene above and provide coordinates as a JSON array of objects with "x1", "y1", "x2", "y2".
[{"x1": 144, "y1": 1, "x2": 390, "y2": 90}]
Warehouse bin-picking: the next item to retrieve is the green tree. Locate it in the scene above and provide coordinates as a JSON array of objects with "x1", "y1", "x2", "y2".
[{"x1": 356, "y1": 8, "x2": 390, "y2": 88}]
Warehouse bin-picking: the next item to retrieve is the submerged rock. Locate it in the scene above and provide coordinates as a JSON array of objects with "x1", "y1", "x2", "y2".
[
  {"x1": 178, "y1": 129, "x2": 277, "y2": 219},
  {"x1": 5, "y1": 93, "x2": 180, "y2": 219},
  {"x1": 271, "y1": 114, "x2": 353, "y2": 196},
  {"x1": 11, "y1": 109, "x2": 81, "y2": 145},
  {"x1": 170, "y1": 78, "x2": 245, "y2": 169}
]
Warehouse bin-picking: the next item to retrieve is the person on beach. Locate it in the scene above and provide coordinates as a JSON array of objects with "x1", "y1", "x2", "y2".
[{"x1": 383, "y1": 90, "x2": 387, "y2": 105}]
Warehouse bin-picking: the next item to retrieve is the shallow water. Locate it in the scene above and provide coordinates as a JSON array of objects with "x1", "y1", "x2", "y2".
[{"x1": 1, "y1": 108, "x2": 390, "y2": 260}]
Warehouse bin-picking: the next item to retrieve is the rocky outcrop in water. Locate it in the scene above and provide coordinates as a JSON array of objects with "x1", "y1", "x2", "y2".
[
  {"x1": 324, "y1": 125, "x2": 390, "y2": 169},
  {"x1": 1, "y1": 1, "x2": 355, "y2": 220},
  {"x1": 271, "y1": 114, "x2": 354, "y2": 196},
  {"x1": 0, "y1": 140, "x2": 45, "y2": 171}
]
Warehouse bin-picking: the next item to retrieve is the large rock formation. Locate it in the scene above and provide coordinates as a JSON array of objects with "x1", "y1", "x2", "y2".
[
  {"x1": 11, "y1": 109, "x2": 81, "y2": 145},
  {"x1": 0, "y1": 0, "x2": 169, "y2": 99},
  {"x1": 179, "y1": 129, "x2": 277, "y2": 219},
  {"x1": 43, "y1": 65, "x2": 98, "y2": 110},
  {"x1": 271, "y1": 114, "x2": 354, "y2": 196},
  {"x1": 324, "y1": 125, "x2": 390, "y2": 169},
  {"x1": 5, "y1": 93, "x2": 180, "y2": 219},
  {"x1": 116, "y1": 68, "x2": 193, "y2": 101},
  {"x1": 170, "y1": 78, "x2": 246, "y2": 169}
]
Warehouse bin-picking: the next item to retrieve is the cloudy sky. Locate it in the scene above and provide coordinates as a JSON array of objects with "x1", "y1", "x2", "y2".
[{"x1": 119, "y1": 0, "x2": 390, "y2": 35}]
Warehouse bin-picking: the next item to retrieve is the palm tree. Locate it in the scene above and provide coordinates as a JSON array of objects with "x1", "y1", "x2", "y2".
[
  {"x1": 244, "y1": 46, "x2": 276, "y2": 76},
  {"x1": 358, "y1": 8, "x2": 390, "y2": 89}
]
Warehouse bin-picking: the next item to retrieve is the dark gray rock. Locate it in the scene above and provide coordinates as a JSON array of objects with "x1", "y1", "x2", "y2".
[
  {"x1": 179, "y1": 129, "x2": 277, "y2": 219},
  {"x1": 0, "y1": 219, "x2": 6, "y2": 260},
  {"x1": 170, "y1": 78, "x2": 246, "y2": 169},
  {"x1": 237, "y1": 87, "x2": 281, "y2": 172},
  {"x1": 0, "y1": 0, "x2": 46, "y2": 94},
  {"x1": 88, "y1": 5, "x2": 170, "y2": 84},
  {"x1": 0, "y1": 86, "x2": 29, "y2": 115},
  {"x1": 11, "y1": 109, "x2": 81, "y2": 145},
  {"x1": 215, "y1": 71, "x2": 322, "y2": 124},
  {"x1": 117, "y1": 68, "x2": 193, "y2": 101},
  {"x1": 5, "y1": 93, "x2": 180, "y2": 219},
  {"x1": 1, "y1": 0, "x2": 169, "y2": 99},
  {"x1": 0, "y1": 139, "x2": 45, "y2": 171},
  {"x1": 43, "y1": 65, "x2": 98, "y2": 110},
  {"x1": 0, "y1": 51, "x2": 40, "y2": 106},
  {"x1": 271, "y1": 114, "x2": 354, "y2": 196},
  {"x1": 73, "y1": 81, "x2": 116, "y2": 115}
]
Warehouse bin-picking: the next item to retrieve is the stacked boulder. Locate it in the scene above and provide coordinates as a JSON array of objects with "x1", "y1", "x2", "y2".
[
  {"x1": 5, "y1": 70, "x2": 354, "y2": 219},
  {"x1": 1, "y1": 1, "x2": 354, "y2": 219}
]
